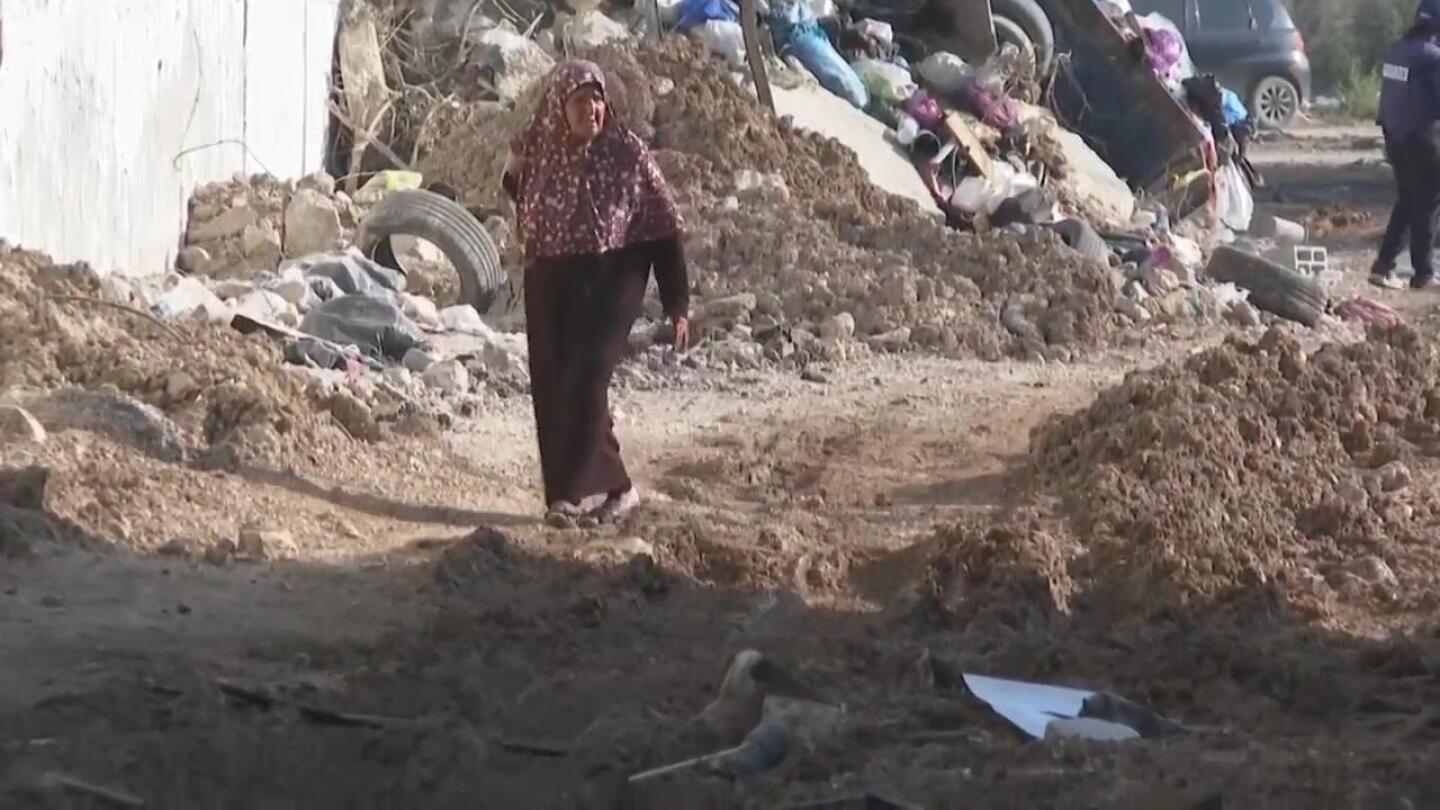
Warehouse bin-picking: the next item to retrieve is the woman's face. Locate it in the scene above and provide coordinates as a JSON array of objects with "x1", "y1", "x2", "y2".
[{"x1": 564, "y1": 83, "x2": 606, "y2": 143}]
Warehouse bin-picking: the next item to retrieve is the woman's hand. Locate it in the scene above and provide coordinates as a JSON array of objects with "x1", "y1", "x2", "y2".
[{"x1": 670, "y1": 315, "x2": 690, "y2": 352}]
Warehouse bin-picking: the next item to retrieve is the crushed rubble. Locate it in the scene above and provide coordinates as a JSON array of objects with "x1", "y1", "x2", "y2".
[{"x1": 1025, "y1": 327, "x2": 1440, "y2": 621}]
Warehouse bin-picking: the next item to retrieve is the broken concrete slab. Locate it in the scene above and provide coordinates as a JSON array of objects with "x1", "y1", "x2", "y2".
[
  {"x1": 284, "y1": 190, "x2": 345, "y2": 257},
  {"x1": 1039, "y1": 124, "x2": 1137, "y2": 228},
  {"x1": 772, "y1": 85, "x2": 942, "y2": 217}
]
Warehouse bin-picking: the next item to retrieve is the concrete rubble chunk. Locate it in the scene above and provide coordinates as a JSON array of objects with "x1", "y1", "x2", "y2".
[
  {"x1": 423, "y1": 359, "x2": 471, "y2": 396},
  {"x1": 153, "y1": 276, "x2": 233, "y2": 323},
  {"x1": 233, "y1": 289, "x2": 296, "y2": 324},
  {"x1": 241, "y1": 222, "x2": 284, "y2": 266},
  {"x1": 176, "y1": 245, "x2": 212, "y2": 274},
  {"x1": 403, "y1": 294, "x2": 443, "y2": 330},
  {"x1": 440, "y1": 304, "x2": 487, "y2": 334},
  {"x1": 819, "y1": 313, "x2": 856, "y2": 340},
  {"x1": 701, "y1": 294, "x2": 758, "y2": 322},
  {"x1": 476, "y1": 22, "x2": 556, "y2": 101},
  {"x1": 238, "y1": 525, "x2": 299, "y2": 561},
  {"x1": 564, "y1": 9, "x2": 632, "y2": 49},
  {"x1": 284, "y1": 189, "x2": 345, "y2": 257},
  {"x1": 403, "y1": 348, "x2": 439, "y2": 374},
  {"x1": 0, "y1": 466, "x2": 50, "y2": 511},
  {"x1": 330, "y1": 390, "x2": 381, "y2": 441},
  {"x1": 0, "y1": 406, "x2": 46, "y2": 445},
  {"x1": 188, "y1": 205, "x2": 259, "y2": 244}
]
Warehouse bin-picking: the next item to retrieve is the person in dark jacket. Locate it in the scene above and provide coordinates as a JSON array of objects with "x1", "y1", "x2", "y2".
[
  {"x1": 1372, "y1": 1, "x2": 1440, "y2": 288},
  {"x1": 503, "y1": 61, "x2": 690, "y2": 527}
]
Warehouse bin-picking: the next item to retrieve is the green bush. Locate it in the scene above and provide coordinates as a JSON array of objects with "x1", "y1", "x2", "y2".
[
  {"x1": 1336, "y1": 60, "x2": 1382, "y2": 120},
  {"x1": 1288, "y1": 0, "x2": 1416, "y2": 94}
]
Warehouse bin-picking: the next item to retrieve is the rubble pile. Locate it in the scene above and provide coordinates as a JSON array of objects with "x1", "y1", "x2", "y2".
[
  {"x1": 182, "y1": 173, "x2": 363, "y2": 280},
  {"x1": 419, "y1": 41, "x2": 1128, "y2": 362},
  {"x1": 0, "y1": 244, "x2": 329, "y2": 467},
  {"x1": 1029, "y1": 327, "x2": 1440, "y2": 621}
]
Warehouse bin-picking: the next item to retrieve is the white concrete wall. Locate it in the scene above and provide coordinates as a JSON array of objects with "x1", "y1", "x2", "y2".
[{"x1": 0, "y1": 0, "x2": 341, "y2": 277}]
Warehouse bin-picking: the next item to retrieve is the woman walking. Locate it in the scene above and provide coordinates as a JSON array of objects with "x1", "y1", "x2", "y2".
[{"x1": 503, "y1": 60, "x2": 690, "y2": 526}]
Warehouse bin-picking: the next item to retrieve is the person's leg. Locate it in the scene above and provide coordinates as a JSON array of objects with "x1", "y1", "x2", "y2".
[
  {"x1": 1376, "y1": 141, "x2": 1417, "y2": 283},
  {"x1": 1409, "y1": 155, "x2": 1440, "y2": 288},
  {"x1": 524, "y1": 264, "x2": 576, "y2": 513}
]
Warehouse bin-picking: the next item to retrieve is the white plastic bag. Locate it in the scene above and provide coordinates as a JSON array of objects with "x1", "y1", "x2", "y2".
[
  {"x1": 694, "y1": 20, "x2": 745, "y2": 66},
  {"x1": 918, "y1": 51, "x2": 971, "y2": 95},
  {"x1": 1217, "y1": 162, "x2": 1254, "y2": 232}
]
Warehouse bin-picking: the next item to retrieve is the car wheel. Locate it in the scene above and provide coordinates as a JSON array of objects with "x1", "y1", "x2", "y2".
[
  {"x1": 992, "y1": 15, "x2": 1037, "y2": 73},
  {"x1": 1250, "y1": 75, "x2": 1301, "y2": 130},
  {"x1": 991, "y1": 0, "x2": 1055, "y2": 71}
]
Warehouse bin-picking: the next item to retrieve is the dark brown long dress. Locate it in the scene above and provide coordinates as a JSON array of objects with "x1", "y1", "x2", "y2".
[{"x1": 522, "y1": 237, "x2": 688, "y2": 506}]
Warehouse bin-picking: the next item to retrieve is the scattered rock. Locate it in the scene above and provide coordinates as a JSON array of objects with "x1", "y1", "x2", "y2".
[
  {"x1": 189, "y1": 205, "x2": 259, "y2": 243},
  {"x1": 238, "y1": 525, "x2": 298, "y2": 560},
  {"x1": 403, "y1": 294, "x2": 443, "y2": 330},
  {"x1": 241, "y1": 222, "x2": 284, "y2": 265},
  {"x1": 204, "y1": 538, "x2": 238, "y2": 566},
  {"x1": 423, "y1": 359, "x2": 471, "y2": 396},
  {"x1": 701, "y1": 293, "x2": 758, "y2": 322},
  {"x1": 1341, "y1": 555, "x2": 1399, "y2": 589},
  {"x1": 284, "y1": 190, "x2": 344, "y2": 256},
  {"x1": 403, "y1": 348, "x2": 439, "y2": 374},
  {"x1": 0, "y1": 405, "x2": 46, "y2": 445},
  {"x1": 1376, "y1": 461, "x2": 1412, "y2": 493},
  {"x1": 329, "y1": 390, "x2": 381, "y2": 441},
  {"x1": 440, "y1": 304, "x2": 487, "y2": 334},
  {"x1": 867, "y1": 327, "x2": 911, "y2": 352},
  {"x1": 1224, "y1": 300, "x2": 1261, "y2": 327},
  {"x1": 819, "y1": 313, "x2": 856, "y2": 341},
  {"x1": 177, "y1": 245, "x2": 213, "y2": 274},
  {"x1": 0, "y1": 466, "x2": 49, "y2": 510}
]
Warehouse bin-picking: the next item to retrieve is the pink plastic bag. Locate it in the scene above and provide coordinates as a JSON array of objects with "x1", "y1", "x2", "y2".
[{"x1": 904, "y1": 90, "x2": 943, "y2": 130}]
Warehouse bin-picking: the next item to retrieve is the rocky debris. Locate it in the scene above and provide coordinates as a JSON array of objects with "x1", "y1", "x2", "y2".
[
  {"x1": 422, "y1": 359, "x2": 471, "y2": 396},
  {"x1": 1026, "y1": 327, "x2": 1440, "y2": 618},
  {"x1": 284, "y1": 189, "x2": 346, "y2": 256},
  {"x1": 237, "y1": 525, "x2": 299, "y2": 561},
  {"x1": 0, "y1": 404, "x2": 46, "y2": 444},
  {"x1": 329, "y1": 389, "x2": 383, "y2": 441},
  {"x1": 403, "y1": 348, "x2": 439, "y2": 374},
  {"x1": 0, "y1": 466, "x2": 50, "y2": 511},
  {"x1": 183, "y1": 173, "x2": 362, "y2": 278}
]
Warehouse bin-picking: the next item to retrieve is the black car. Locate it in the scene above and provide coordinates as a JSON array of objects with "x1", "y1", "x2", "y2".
[{"x1": 1130, "y1": 0, "x2": 1312, "y2": 128}]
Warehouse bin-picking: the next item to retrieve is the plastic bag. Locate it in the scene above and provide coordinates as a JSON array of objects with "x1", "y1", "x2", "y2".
[
  {"x1": 903, "y1": 90, "x2": 943, "y2": 129},
  {"x1": 852, "y1": 58, "x2": 915, "y2": 105},
  {"x1": 299, "y1": 295, "x2": 427, "y2": 362},
  {"x1": 917, "y1": 51, "x2": 970, "y2": 95},
  {"x1": 1217, "y1": 162, "x2": 1254, "y2": 232},
  {"x1": 676, "y1": 0, "x2": 738, "y2": 32},
  {"x1": 1220, "y1": 87, "x2": 1248, "y2": 125},
  {"x1": 773, "y1": 2, "x2": 868, "y2": 108},
  {"x1": 693, "y1": 20, "x2": 745, "y2": 66},
  {"x1": 855, "y1": 19, "x2": 893, "y2": 44}
]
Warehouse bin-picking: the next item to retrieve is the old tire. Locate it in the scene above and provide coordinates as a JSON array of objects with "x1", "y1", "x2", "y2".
[
  {"x1": 1205, "y1": 245, "x2": 1325, "y2": 326},
  {"x1": 358, "y1": 189, "x2": 504, "y2": 314},
  {"x1": 1250, "y1": 75, "x2": 1301, "y2": 130},
  {"x1": 991, "y1": 0, "x2": 1054, "y2": 72}
]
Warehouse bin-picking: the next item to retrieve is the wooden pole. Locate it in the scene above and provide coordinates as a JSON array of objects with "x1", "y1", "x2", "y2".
[{"x1": 739, "y1": 0, "x2": 775, "y2": 114}]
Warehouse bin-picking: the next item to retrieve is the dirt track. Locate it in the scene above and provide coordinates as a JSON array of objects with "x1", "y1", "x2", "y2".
[{"x1": 7, "y1": 122, "x2": 1440, "y2": 808}]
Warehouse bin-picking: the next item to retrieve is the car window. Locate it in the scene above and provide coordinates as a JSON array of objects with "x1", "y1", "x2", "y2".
[
  {"x1": 1134, "y1": 0, "x2": 1188, "y2": 25},
  {"x1": 1254, "y1": 0, "x2": 1295, "y2": 30},
  {"x1": 1196, "y1": 0, "x2": 1253, "y2": 30}
]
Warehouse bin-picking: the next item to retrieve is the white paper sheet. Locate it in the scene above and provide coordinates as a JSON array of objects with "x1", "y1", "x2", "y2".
[{"x1": 962, "y1": 673, "x2": 1095, "y2": 739}]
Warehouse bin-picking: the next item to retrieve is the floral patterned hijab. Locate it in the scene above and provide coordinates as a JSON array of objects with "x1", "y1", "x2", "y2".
[{"x1": 511, "y1": 60, "x2": 682, "y2": 261}]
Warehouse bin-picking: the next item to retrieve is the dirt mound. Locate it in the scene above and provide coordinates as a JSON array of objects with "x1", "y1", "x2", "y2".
[
  {"x1": 1031, "y1": 326, "x2": 1440, "y2": 623},
  {"x1": 418, "y1": 40, "x2": 1120, "y2": 360},
  {"x1": 0, "y1": 243, "x2": 336, "y2": 468}
]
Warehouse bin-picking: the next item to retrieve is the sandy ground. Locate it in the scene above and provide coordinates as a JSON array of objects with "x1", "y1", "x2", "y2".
[{"x1": 5, "y1": 123, "x2": 1440, "y2": 808}]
